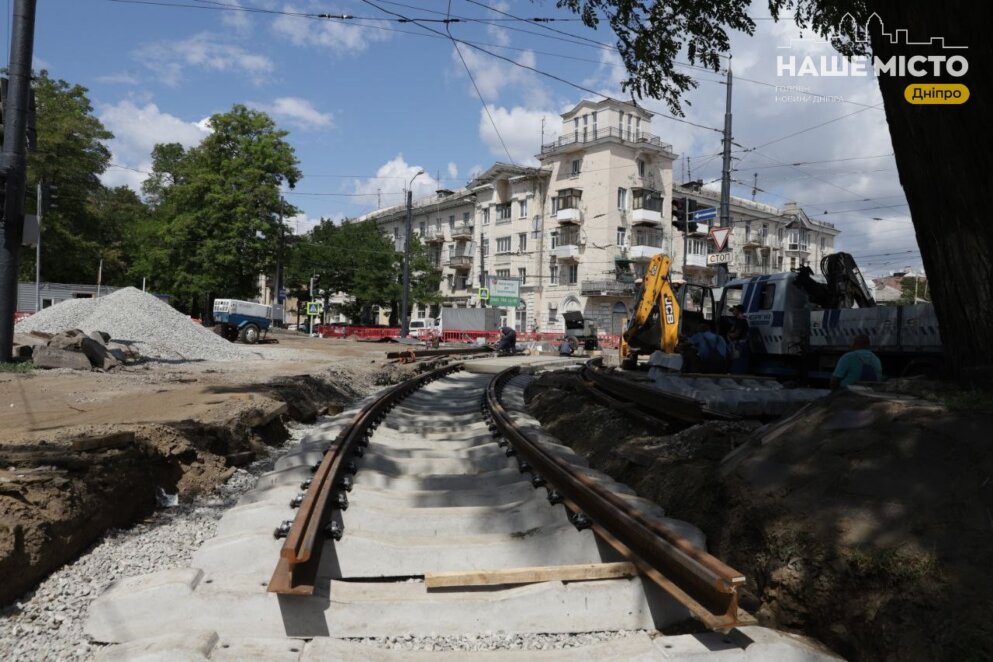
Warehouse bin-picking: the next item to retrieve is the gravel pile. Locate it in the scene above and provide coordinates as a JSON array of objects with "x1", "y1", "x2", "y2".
[
  {"x1": 16, "y1": 288, "x2": 244, "y2": 361},
  {"x1": 0, "y1": 432, "x2": 287, "y2": 661}
]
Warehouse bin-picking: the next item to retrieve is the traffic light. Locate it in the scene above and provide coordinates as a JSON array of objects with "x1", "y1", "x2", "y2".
[
  {"x1": 39, "y1": 182, "x2": 57, "y2": 212},
  {"x1": 671, "y1": 198, "x2": 699, "y2": 233}
]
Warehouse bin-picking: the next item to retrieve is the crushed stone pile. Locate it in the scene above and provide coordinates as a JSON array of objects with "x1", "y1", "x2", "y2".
[{"x1": 15, "y1": 288, "x2": 245, "y2": 361}]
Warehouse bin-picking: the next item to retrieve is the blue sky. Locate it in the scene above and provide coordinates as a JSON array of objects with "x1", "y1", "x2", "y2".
[{"x1": 13, "y1": 0, "x2": 918, "y2": 275}]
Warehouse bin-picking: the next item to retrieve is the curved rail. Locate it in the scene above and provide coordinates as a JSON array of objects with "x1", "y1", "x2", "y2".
[
  {"x1": 268, "y1": 362, "x2": 464, "y2": 594},
  {"x1": 485, "y1": 365, "x2": 746, "y2": 629}
]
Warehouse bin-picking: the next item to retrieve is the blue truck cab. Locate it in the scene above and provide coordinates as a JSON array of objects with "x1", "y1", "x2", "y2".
[{"x1": 212, "y1": 299, "x2": 273, "y2": 344}]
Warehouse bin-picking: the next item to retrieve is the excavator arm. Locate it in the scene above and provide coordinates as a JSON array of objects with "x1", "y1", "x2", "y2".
[{"x1": 620, "y1": 254, "x2": 681, "y2": 360}]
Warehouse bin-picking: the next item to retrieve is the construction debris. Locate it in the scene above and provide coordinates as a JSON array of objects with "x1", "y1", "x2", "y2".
[{"x1": 15, "y1": 288, "x2": 245, "y2": 362}]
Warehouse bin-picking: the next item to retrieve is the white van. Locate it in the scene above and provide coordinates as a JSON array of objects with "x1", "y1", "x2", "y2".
[{"x1": 408, "y1": 318, "x2": 439, "y2": 338}]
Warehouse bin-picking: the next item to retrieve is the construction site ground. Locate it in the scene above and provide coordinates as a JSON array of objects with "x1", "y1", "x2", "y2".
[
  {"x1": 526, "y1": 372, "x2": 993, "y2": 662},
  {"x1": 0, "y1": 331, "x2": 431, "y2": 608}
]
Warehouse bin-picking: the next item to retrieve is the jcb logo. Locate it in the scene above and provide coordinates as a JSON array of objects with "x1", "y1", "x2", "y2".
[{"x1": 663, "y1": 295, "x2": 675, "y2": 325}]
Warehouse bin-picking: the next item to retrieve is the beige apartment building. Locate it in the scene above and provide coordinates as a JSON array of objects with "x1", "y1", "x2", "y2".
[{"x1": 356, "y1": 99, "x2": 839, "y2": 335}]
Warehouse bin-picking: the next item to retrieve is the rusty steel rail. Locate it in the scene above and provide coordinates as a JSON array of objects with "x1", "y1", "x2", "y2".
[
  {"x1": 268, "y1": 362, "x2": 464, "y2": 595},
  {"x1": 485, "y1": 366, "x2": 746, "y2": 629},
  {"x1": 386, "y1": 346, "x2": 492, "y2": 361},
  {"x1": 582, "y1": 359, "x2": 738, "y2": 424}
]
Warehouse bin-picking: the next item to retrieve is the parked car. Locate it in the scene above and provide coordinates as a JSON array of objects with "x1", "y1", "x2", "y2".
[{"x1": 408, "y1": 318, "x2": 439, "y2": 339}]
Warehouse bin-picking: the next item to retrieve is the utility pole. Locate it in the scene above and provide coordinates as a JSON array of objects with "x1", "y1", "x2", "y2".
[
  {"x1": 273, "y1": 199, "x2": 285, "y2": 324},
  {"x1": 682, "y1": 196, "x2": 689, "y2": 279},
  {"x1": 0, "y1": 0, "x2": 37, "y2": 362},
  {"x1": 717, "y1": 59, "x2": 733, "y2": 287},
  {"x1": 400, "y1": 171, "x2": 423, "y2": 337},
  {"x1": 34, "y1": 183, "x2": 41, "y2": 312},
  {"x1": 478, "y1": 232, "x2": 486, "y2": 308},
  {"x1": 751, "y1": 173, "x2": 758, "y2": 201}
]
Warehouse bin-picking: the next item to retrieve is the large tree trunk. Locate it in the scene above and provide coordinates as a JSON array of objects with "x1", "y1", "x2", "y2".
[{"x1": 869, "y1": 1, "x2": 993, "y2": 379}]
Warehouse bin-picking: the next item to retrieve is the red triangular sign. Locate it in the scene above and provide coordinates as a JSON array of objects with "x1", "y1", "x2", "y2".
[{"x1": 709, "y1": 227, "x2": 731, "y2": 252}]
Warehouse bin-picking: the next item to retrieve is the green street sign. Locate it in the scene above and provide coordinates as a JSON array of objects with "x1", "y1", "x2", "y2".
[
  {"x1": 478, "y1": 287, "x2": 490, "y2": 301},
  {"x1": 306, "y1": 301, "x2": 322, "y2": 316},
  {"x1": 486, "y1": 276, "x2": 520, "y2": 307}
]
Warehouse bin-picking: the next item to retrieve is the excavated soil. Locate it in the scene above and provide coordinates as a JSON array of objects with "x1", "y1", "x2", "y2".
[
  {"x1": 526, "y1": 373, "x2": 993, "y2": 662},
  {"x1": 0, "y1": 334, "x2": 387, "y2": 608}
]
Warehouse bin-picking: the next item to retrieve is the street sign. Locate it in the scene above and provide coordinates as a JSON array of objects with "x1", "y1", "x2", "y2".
[
  {"x1": 709, "y1": 227, "x2": 731, "y2": 251},
  {"x1": 706, "y1": 252, "x2": 733, "y2": 266},
  {"x1": 486, "y1": 276, "x2": 520, "y2": 307},
  {"x1": 692, "y1": 207, "x2": 717, "y2": 221},
  {"x1": 478, "y1": 287, "x2": 490, "y2": 301},
  {"x1": 306, "y1": 301, "x2": 322, "y2": 316},
  {"x1": 277, "y1": 287, "x2": 287, "y2": 304}
]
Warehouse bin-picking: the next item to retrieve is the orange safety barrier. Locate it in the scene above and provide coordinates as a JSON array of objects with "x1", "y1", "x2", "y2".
[{"x1": 13, "y1": 311, "x2": 32, "y2": 323}]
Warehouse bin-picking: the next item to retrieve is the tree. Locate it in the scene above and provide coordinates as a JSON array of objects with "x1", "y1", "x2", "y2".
[
  {"x1": 19, "y1": 71, "x2": 120, "y2": 284},
  {"x1": 557, "y1": 1, "x2": 991, "y2": 378},
  {"x1": 143, "y1": 105, "x2": 301, "y2": 310},
  {"x1": 285, "y1": 219, "x2": 442, "y2": 324}
]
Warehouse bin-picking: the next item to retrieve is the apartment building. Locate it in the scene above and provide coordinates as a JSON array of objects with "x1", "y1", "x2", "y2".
[{"x1": 356, "y1": 98, "x2": 839, "y2": 334}]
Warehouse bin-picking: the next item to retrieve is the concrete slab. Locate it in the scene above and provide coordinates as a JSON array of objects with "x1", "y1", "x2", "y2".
[
  {"x1": 356, "y1": 450, "x2": 515, "y2": 476},
  {"x1": 343, "y1": 480, "x2": 538, "y2": 509},
  {"x1": 350, "y1": 465, "x2": 527, "y2": 492},
  {"x1": 464, "y1": 357, "x2": 582, "y2": 374}
]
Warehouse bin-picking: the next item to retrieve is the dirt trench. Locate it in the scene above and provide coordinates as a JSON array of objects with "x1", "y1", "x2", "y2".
[
  {"x1": 526, "y1": 372, "x2": 993, "y2": 662},
  {"x1": 0, "y1": 372, "x2": 360, "y2": 608}
]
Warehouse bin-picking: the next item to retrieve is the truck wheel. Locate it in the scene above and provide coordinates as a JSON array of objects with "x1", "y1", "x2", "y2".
[{"x1": 239, "y1": 324, "x2": 261, "y2": 344}]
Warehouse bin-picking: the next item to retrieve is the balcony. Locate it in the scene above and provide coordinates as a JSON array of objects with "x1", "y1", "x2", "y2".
[
  {"x1": 552, "y1": 244, "x2": 580, "y2": 261},
  {"x1": 629, "y1": 245, "x2": 664, "y2": 261},
  {"x1": 786, "y1": 243, "x2": 810, "y2": 254},
  {"x1": 451, "y1": 221, "x2": 473, "y2": 240},
  {"x1": 555, "y1": 207, "x2": 582, "y2": 225},
  {"x1": 739, "y1": 263, "x2": 774, "y2": 276},
  {"x1": 425, "y1": 227, "x2": 446, "y2": 243},
  {"x1": 541, "y1": 126, "x2": 673, "y2": 155},
  {"x1": 629, "y1": 229, "x2": 664, "y2": 262},
  {"x1": 685, "y1": 253, "x2": 710, "y2": 268},
  {"x1": 581, "y1": 279, "x2": 636, "y2": 296},
  {"x1": 631, "y1": 208, "x2": 662, "y2": 226},
  {"x1": 448, "y1": 255, "x2": 472, "y2": 270}
]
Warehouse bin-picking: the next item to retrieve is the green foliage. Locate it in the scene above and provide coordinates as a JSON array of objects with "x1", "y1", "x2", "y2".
[
  {"x1": 555, "y1": 0, "x2": 863, "y2": 114},
  {"x1": 898, "y1": 277, "x2": 930, "y2": 305},
  {"x1": 140, "y1": 105, "x2": 301, "y2": 309},
  {"x1": 0, "y1": 361, "x2": 33, "y2": 374},
  {"x1": 286, "y1": 219, "x2": 442, "y2": 324},
  {"x1": 19, "y1": 71, "x2": 120, "y2": 283}
]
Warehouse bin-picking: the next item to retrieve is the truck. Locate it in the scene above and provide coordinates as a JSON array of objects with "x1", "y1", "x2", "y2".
[
  {"x1": 438, "y1": 307, "x2": 502, "y2": 336},
  {"x1": 621, "y1": 252, "x2": 943, "y2": 381},
  {"x1": 212, "y1": 299, "x2": 274, "y2": 344}
]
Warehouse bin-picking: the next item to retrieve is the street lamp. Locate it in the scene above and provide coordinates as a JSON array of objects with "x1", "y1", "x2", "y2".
[{"x1": 400, "y1": 170, "x2": 423, "y2": 338}]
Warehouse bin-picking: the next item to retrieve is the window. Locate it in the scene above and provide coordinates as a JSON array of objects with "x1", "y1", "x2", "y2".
[
  {"x1": 518, "y1": 268, "x2": 527, "y2": 285},
  {"x1": 481, "y1": 236, "x2": 489, "y2": 256},
  {"x1": 565, "y1": 264, "x2": 578, "y2": 284},
  {"x1": 616, "y1": 226, "x2": 626, "y2": 246},
  {"x1": 637, "y1": 159, "x2": 645, "y2": 177},
  {"x1": 496, "y1": 203, "x2": 512, "y2": 222},
  {"x1": 518, "y1": 199, "x2": 528, "y2": 218},
  {"x1": 790, "y1": 257, "x2": 797, "y2": 270},
  {"x1": 591, "y1": 111, "x2": 598, "y2": 138},
  {"x1": 481, "y1": 208, "x2": 490, "y2": 225},
  {"x1": 626, "y1": 115, "x2": 633, "y2": 140},
  {"x1": 457, "y1": 274, "x2": 469, "y2": 289},
  {"x1": 418, "y1": 222, "x2": 426, "y2": 236},
  {"x1": 549, "y1": 304, "x2": 558, "y2": 323},
  {"x1": 687, "y1": 238, "x2": 707, "y2": 255},
  {"x1": 549, "y1": 264, "x2": 559, "y2": 284},
  {"x1": 571, "y1": 159, "x2": 582, "y2": 176},
  {"x1": 777, "y1": 227, "x2": 784, "y2": 242},
  {"x1": 496, "y1": 236, "x2": 512, "y2": 254},
  {"x1": 550, "y1": 230, "x2": 560, "y2": 249},
  {"x1": 617, "y1": 187, "x2": 627, "y2": 210},
  {"x1": 553, "y1": 189, "x2": 581, "y2": 213},
  {"x1": 496, "y1": 269, "x2": 511, "y2": 278},
  {"x1": 393, "y1": 227, "x2": 399, "y2": 241},
  {"x1": 820, "y1": 237, "x2": 827, "y2": 251},
  {"x1": 518, "y1": 233, "x2": 528, "y2": 252}
]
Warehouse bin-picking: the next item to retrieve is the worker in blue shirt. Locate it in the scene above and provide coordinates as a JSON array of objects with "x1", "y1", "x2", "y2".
[
  {"x1": 684, "y1": 323, "x2": 729, "y2": 374},
  {"x1": 831, "y1": 334, "x2": 883, "y2": 388}
]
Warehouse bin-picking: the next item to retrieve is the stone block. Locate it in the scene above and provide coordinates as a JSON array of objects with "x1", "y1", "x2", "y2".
[
  {"x1": 80, "y1": 336, "x2": 120, "y2": 370},
  {"x1": 89, "y1": 330, "x2": 112, "y2": 346},
  {"x1": 32, "y1": 346, "x2": 93, "y2": 371},
  {"x1": 48, "y1": 329, "x2": 86, "y2": 351}
]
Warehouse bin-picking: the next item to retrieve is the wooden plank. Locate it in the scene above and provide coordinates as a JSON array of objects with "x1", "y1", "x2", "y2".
[
  {"x1": 69, "y1": 431, "x2": 135, "y2": 452},
  {"x1": 424, "y1": 561, "x2": 637, "y2": 589}
]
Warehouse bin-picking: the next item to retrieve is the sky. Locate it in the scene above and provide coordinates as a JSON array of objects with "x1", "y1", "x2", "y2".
[{"x1": 8, "y1": 0, "x2": 920, "y2": 276}]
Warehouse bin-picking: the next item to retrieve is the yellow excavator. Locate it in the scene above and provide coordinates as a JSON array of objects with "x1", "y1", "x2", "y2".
[{"x1": 620, "y1": 253, "x2": 681, "y2": 368}]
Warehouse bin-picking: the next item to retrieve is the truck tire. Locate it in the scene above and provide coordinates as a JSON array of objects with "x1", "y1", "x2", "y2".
[{"x1": 239, "y1": 324, "x2": 261, "y2": 344}]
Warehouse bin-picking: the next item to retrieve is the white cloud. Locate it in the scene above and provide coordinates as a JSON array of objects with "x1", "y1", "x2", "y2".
[
  {"x1": 454, "y1": 46, "x2": 550, "y2": 108},
  {"x1": 447, "y1": 162, "x2": 458, "y2": 179},
  {"x1": 351, "y1": 155, "x2": 440, "y2": 210},
  {"x1": 272, "y1": 4, "x2": 392, "y2": 54},
  {"x1": 221, "y1": 0, "x2": 253, "y2": 34},
  {"x1": 251, "y1": 97, "x2": 334, "y2": 130},
  {"x1": 478, "y1": 105, "x2": 561, "y2": 165},
  {"x1": 287, "y1": 213, "x2": 325, "y2": 235},
  {"x1": 133, "y1": 32, "x2": 274, "y2": 86},
  {"x1": 98, "y1": 100, "x2": 212, "y2": 190}
]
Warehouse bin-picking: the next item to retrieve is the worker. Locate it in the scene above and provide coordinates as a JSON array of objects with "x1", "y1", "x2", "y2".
[
  {"x1": 684, "y1": 322, "x2": 729, "y2": 374},
  {"x1": 830, "y1": 334, "x2": 883, "y2": 388},
  {"x1": 558, "y1": 337, "x2": 575, "y2": 356},
  {"x1": 727, "y1": 305, "x2": 751, "y2": 374},
  {"x1": 493, "y1": 325, "x2": 517, "y2": 354}
]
